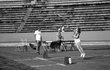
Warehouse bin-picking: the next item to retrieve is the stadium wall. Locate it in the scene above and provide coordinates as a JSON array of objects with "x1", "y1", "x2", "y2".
[{"x1": 0, "y1": 31, "x2": 110, "y2": 43}]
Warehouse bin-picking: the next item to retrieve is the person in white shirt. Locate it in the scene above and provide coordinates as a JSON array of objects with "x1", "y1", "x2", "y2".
[
  {"x1": 73, "y1": 27, "x2": 85, "y2": 58},
  {"x1": 34, "y1": 28, "x2": 42, "y2": 54}
]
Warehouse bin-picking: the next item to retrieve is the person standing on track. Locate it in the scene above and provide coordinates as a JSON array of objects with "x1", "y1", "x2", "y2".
[
  {"x1": 73, "y1": 27, "x2": 85, "y2": 58},
  {"x1": 56, "y1": 27, "x2": 64, "y2": 41},
  {"x1": 56, "y1": 27, "x2": 67, "y2": 51},
  {"x1": 34, "y1": 28, "x2": 42, "y2": 54},
  {"x1": 54, "y1": 27, "x2": 63, "y2": 51}
]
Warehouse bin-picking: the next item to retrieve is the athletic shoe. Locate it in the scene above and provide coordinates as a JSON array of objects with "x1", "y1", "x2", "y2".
[{"x1": 80, "y1": 53, "x2": 85, "y2": 58}]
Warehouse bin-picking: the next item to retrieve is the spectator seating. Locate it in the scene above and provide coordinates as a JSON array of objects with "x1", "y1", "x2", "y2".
[{"x1": 0, "y1": 0, "x2": 110, "y2": 33}]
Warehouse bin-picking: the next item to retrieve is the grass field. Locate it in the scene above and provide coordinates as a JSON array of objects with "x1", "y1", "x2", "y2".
[{"x1": 0, "y1": 45, "x2": 110, "y2": 70}]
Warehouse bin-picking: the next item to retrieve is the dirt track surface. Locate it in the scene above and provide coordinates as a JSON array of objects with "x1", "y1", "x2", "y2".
[{"x1": 0, "y1": 45, "x2": 110, "y2": 70}]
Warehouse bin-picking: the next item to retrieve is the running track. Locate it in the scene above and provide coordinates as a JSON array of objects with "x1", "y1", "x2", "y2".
[{"x1": 0, "y1": 45, "x2": 110, "y2": 70}]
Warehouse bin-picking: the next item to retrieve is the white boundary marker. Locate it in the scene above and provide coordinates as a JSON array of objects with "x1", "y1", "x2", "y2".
[
  {"x1": 14, "y1": 57, "x2": 66, "y2": 67},
  {"x1": 14, "y1": 58, "x2": 34, "y2": 61},
  {"x1": 34, "y1": 57, "x2": 66, "y2": 66},
  {"x1": 31, "y1": 63, "x2": 66, "y2": 68},
  {"x1": 31, "y1": 64, "x2": 59, "y2": 67}
]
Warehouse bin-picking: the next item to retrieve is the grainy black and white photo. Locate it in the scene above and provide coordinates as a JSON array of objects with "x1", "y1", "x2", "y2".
[{"x1": 0, "y1": 0, "x2": 110, "y2": 70}]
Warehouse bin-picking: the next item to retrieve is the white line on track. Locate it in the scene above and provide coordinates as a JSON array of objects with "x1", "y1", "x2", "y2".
[
  {"x1": 14, "y1": 57, "x2": 66, "y2": 67},
  {"x1": 14, "y1": 58, "x2": 33, "y2": 61},
  {"x1": 34, "y1": 57, "x2": 66, "y2": 66},
  {"x1": 31, "y1": 64, "x2": 57, "y2": 67},
  {"x1": 77, "y1": 61, "x2": 96, "y2": 64},
  {"x1": 31, "y1": 63, "x2": 66, "y2": 68},
  {"x1": 14, "y1": 57, "x2": 49, "y2": 61}
]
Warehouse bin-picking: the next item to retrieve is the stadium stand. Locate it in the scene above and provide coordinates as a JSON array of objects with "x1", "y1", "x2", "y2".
[
  {"x1": 0, "y1": 0, "x2": 110, "y2": 33},
  {"x1": 0, "y1": 7, "x2": 27, "y2": 33}
]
